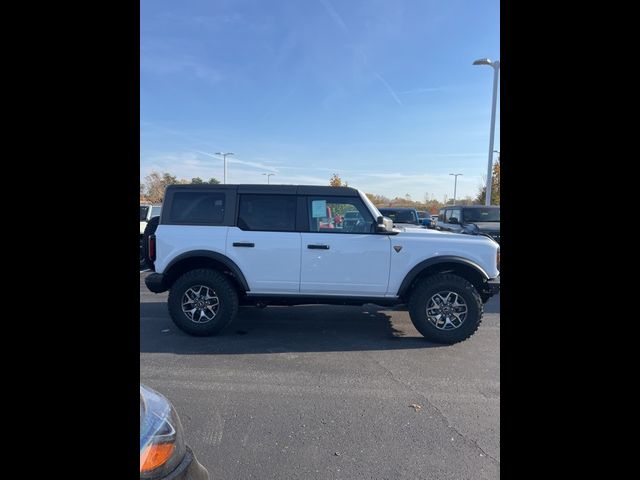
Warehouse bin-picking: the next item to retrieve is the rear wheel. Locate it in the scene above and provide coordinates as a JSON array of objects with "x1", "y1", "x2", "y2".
[
  {"x1": 168, "y1": 269, "x2": 239, "y2": 336},
  {"x1": 408, "y1": 273, "x2": 483, "y2": 344}
]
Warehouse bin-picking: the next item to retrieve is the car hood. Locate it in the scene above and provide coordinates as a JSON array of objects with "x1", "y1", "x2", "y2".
[
  {"x1": 394, "y1": 225, "x2": 498, "y2": 246},
  {"x1": 395, "y1": 226, "x2": 489, "y2": 241},
  {"x1": 467, "y1": 222, "x2": 500, "y2": 232},
  {"x1": 393, "y1": 222, "x2": 423, "y2": 228}
]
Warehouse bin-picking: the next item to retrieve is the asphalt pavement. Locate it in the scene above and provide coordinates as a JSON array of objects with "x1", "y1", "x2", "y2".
[{"x1": 140, "y1": 273, "x2": 500, "y2": 480}]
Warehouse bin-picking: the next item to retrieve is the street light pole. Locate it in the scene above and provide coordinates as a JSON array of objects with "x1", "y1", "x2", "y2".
[
  {"x1": 215, "y1": 152, "x2": 234, "y2": 184},
  {"x1": 449, "y1": 173, "x2": 463, "y2": 205},
  {"x1": 473, "y1": 58, "x2": 500, "y2": 206},
  {"x1": 262, "y1": 173, "x2": 275, "y2": 184}
]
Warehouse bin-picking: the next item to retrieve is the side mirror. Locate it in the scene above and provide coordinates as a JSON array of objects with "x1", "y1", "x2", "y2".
[
  {"x1": 376, "y1": 216, "x2": 397, "y2": 234},
  {"x1": 449, "y1": 217, "x2": 459, "y2": 224}
]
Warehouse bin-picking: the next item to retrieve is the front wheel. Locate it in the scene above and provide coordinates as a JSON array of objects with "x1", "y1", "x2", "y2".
[
  {"x1": 408, "y1": 273, "x2": 483, "y2": 344},
  {"x1": 168, "y1": 269, "x2": 239, "y2": 336}
]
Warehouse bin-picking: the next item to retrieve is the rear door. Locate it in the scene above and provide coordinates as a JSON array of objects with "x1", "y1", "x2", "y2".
[
  {"x1": 300, "y1": 196, "x2": 391, "y2": 296},
  {"x1": 226, "y1": 194, "x2": 301, "y2": 294}
]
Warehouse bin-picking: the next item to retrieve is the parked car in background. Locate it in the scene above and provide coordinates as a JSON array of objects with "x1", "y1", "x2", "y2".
[
  {"x1": 416, "y1": 210, "x2": 435, "y2": 228},
  {"x1": 378, "y1": 207, "x2": 423, "y2": 228},
  {"x1": 141, "y1": 204, "x2": 162, "y2": 268},
  {"x1": 141, "y1": 204, "x2": 162, "y2": 235},
  {"x1": 437, "y1": 205, "x2": 500, "y2": 243},
  {"x1": 140, "y1": 384, "x2": 209, "y2": 479},
  {"x1": 343, "y1": 210, "x2": 365, "y2": 228}
]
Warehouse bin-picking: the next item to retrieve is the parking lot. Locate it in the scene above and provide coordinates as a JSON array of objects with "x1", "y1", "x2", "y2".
[{"x1": 140, "y1": 272, "x2": 500, "y2": 479}]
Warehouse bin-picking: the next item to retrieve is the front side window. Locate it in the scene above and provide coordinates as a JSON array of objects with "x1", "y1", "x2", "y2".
[
  {"x1": 169, "y1": 192, "x2": 225, "y2": 224},
  {"x1": 308, "y1": 197, "x2": 374, "y2": 233},
  {"x1": 237, "y1": 194, "x2": 296, "y2": 231},
  {"x1": 448, "y1": 209, "x2": 462, "y2": 224}
]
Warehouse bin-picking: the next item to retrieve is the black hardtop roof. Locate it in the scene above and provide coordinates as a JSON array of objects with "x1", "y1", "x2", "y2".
[{"x1": 165, "y1": 184, "x2": 361, "y2": 196}]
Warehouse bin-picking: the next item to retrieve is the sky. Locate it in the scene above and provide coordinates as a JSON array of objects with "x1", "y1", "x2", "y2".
[{"x1": 140, "y1": 0, "x2": 500, "y2": 202}]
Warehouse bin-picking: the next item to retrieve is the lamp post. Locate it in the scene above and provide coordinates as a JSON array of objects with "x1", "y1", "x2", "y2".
[
  {"x1": 262, "y1": 173, "x2": 275, "y2": 184},
  {"x1": 449, "y1": 173, "x2": 463, "y2": 205},
  {"x1": 473, "y1": 58, "x2": 500, "y2": 206},
  {"x1": 215, "y1": 152, "x2": 234, "y2": 184}
]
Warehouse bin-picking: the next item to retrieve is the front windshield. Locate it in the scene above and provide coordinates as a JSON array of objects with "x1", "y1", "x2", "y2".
[{"x1": 463, "y1": 208, "x2": 500, "y2": 223}]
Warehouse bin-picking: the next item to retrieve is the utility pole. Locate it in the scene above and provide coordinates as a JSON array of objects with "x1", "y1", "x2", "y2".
[{"x1": 449, "y1": 173, "x2": 463, "y2": 206}]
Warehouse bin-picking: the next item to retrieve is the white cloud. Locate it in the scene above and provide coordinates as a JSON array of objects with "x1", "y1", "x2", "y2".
[{"x1": 141, "y1": 151, "x2": 484, "y2": 201}]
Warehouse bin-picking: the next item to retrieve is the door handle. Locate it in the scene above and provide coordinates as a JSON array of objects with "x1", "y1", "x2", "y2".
[
  {"x1": 233, "y1": 242, "x2": 255, "y2": 247},
  {"x1": 307, "y1": 244, "x2": 330, "y2": 249}
]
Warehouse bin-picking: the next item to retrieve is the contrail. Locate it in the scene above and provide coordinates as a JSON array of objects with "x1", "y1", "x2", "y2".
[
  {"x1": 319, "y1": 0, "x2": 349, "y2": 33},
  {"x1": 375, "y1": 73, "x2": 403, "y2": 106}
]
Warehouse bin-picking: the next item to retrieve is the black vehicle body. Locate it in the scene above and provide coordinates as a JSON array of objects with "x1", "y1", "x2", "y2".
[
  {"x1": 378, "y1": 207, "x2": 425, "y2": 228},
  {"x1": 437, "y1": 205, "x2": 500, "y2": 244}
]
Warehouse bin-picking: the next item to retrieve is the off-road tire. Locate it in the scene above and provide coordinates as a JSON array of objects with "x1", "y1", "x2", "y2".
[
  {"x1": 168, "y1": 269, "x2": 239, "y2": 336},
  {"x1": 408, "y1": 273, "x2": 483, "y2": 344}
]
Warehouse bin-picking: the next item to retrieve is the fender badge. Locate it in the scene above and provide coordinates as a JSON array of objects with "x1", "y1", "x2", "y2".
[{"x1": 393, "y1": 245, "x2": 403, "y2": 253}]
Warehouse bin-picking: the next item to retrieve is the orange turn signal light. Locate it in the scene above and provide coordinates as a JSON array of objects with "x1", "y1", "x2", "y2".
[{"x1": 140, "y1": 442, "x2": 175, "y2": 472}]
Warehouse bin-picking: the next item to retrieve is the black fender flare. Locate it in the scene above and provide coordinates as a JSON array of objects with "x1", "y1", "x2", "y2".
[
  {"x1": 397, "y1": 256, "x2": 489, "y2": 297},
  {"x1": 164, "y1": 250, "x2": 250, "y2": 291}
]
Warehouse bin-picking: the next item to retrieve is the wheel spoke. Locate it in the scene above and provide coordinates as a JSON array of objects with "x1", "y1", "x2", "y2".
[
  {"x1": 181, "y1": 284, "x2": 220, "y2": 324},
  {"x1": 426, "y1": 290, "x2": 468, "y2": 331},
  {"x1": 204, "y1": 289, "x2": 217, "y2": 300}
]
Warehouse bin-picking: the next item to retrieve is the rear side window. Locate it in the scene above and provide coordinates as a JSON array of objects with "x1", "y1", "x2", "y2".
[
  {"x1": 169, "y1": 192, "x2": 225, "y2": 224},
  {"x1": 438, "y1": 210, "x2": 445, "y2": 222},
  {"x1": 237, "y1": 194, "x2": 296, "y2": 231}
]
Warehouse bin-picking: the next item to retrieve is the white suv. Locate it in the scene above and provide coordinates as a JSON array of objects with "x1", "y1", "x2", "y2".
[{"x1": 145, "y1": 185, "x2": 500, "y2": 344}]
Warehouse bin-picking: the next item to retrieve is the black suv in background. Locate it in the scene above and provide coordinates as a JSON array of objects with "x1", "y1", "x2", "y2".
[
  {"x1": 437, "y1": 205, "x2": 500, "y2": 243},
  {"x1": 378, "y1": 207, "x2": 424, "y2": 227}
]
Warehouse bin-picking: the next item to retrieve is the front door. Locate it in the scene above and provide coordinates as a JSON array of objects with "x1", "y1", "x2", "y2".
[{"x1": 300, "y1": 196, "x2": 391, "y2": 296}]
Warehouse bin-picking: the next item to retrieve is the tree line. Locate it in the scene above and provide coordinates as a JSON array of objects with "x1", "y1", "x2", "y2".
[
  {"x1": 140, "y1": 162, "x2": 500, "y2": 212},
  {"x1": 140, "y1": 171, "x2": 220, "y2": 203}
]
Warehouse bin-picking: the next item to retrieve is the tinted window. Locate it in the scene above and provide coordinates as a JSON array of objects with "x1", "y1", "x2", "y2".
[
  {"x1": 379, "y1": 209, "x2": 417, "y2": 224},
  {"x1": 140, "y1": 205, "x2": 149, "y2": 221},
  {"x1": 169, "y1": 192, "x2": 225, "y2": 224},
  {"x1": 462, "y1": 208, "x2": 500, "y2": 222},
  {"x1": 308, "y1": 197, "x2": 374, "y2": 233},
  {"x1": 150, "y1": 206, "x2": 162, "y2": 218},
  {"x1": 438, "y1": 210, "x2": 445, "y2": 222},
  {"x1": 448, "y1": 209, "x2": 462, "y2": 223},
  {"x1": 238, "y1": 194, "x2": 296, "y2": 231}
]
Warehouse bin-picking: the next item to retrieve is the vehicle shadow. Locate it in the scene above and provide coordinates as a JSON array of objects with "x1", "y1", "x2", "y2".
[{"x1": 140, "y1": 302, "x2": 446, "y2": 355}]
